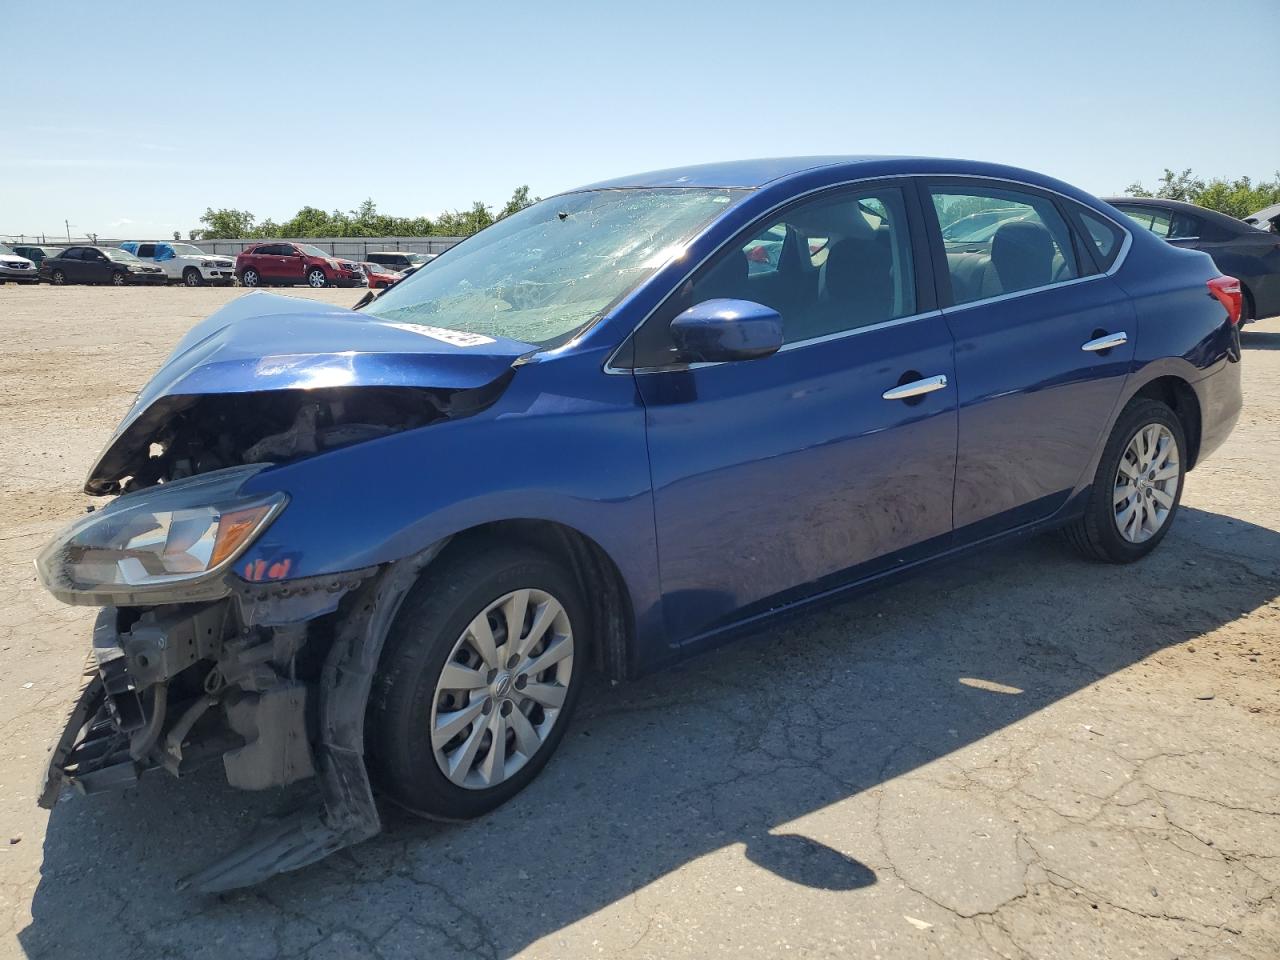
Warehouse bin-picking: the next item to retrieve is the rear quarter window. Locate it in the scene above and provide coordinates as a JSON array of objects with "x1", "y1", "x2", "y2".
[{"x1": 1076, "y1": 209, "x2": 1125, "y2": 271}]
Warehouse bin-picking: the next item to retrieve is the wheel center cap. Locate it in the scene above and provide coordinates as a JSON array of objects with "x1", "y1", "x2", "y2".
[{"x1": 494, "y1": 673, "x2": 514, "y2": 698}]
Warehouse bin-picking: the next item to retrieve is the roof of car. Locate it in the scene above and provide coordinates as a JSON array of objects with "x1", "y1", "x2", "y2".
[
  {"x1": 1103, "y1": 196, "x2": 1251, "y2": 233},
  {"x1": 578, "y1": 156, "x2": 907, "y2": 190}
]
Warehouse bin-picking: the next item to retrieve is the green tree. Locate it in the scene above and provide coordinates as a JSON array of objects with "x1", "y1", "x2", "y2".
[
  {"x1": 498, "y1": 185, "x2": 539, "y2": 220},
  {"x1": 1122, "y1": 169, "x2": 1280, "y2": 220},
  {"x1": 196, "y1": 207, "x2": 258, "y2": 239}
]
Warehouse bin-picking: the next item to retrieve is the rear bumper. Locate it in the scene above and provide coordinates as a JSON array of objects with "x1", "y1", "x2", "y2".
[{"x1": 1192, "y1": 347, "x2": 1243, "y2": 467}]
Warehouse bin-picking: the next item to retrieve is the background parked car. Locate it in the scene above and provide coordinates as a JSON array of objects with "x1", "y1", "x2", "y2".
[
  {"x1": 119, "y1": 241, "x2": 236, "y2": 286},
  {"x1": 359, "y1": 261, "x2": 402, "y2": 289},
  {"x1": 1244, "y1": 202, "x2": 1280, "y2": 235},
  {"x1": 1107, "y1": 197, "x2": 1280, "y2": 322},
  {"x1": 364, "y1": 250, "x2": 436, "y2": 272},
  {"x1": 235, "y1": 243, "x2": 365, "y2": 288},
  {"x1": 0, "y1": 244, "x2": 38, "y2": 284},
  {"x1": 38, "y1": 246, "x2": 166, "y2": 285},
  {"x1": 10, "y1": 245, "x2": 63, "y2": 272}
]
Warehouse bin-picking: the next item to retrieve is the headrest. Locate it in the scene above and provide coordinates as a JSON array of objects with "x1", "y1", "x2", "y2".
[
  {"x1": 990, "y1": 220, "x2": 1053, "y2": 289},
  {"x1": 824, "y1": 236, "x2": 892, "y2": 302}
]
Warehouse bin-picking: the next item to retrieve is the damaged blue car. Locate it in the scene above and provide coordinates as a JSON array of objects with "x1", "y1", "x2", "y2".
[{"x1": 36, "y1": 157, "x2": 1243, "y2": 891}]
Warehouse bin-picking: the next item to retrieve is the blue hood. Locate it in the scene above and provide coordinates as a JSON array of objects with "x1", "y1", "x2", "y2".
[{"x1": 87, "y1": 292, "x2": 532, "y2": 493}]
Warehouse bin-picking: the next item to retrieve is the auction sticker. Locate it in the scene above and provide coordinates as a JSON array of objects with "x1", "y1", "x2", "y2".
[{"x1": 384, "y1": 323, "x2": 496, "y2": 347}]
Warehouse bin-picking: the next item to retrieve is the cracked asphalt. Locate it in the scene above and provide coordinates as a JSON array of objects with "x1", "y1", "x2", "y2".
[{"x1": 1, "y1": 285, "x2": 1278, "y2": 959}]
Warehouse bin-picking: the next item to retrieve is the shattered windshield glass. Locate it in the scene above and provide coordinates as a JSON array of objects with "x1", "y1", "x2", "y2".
[{"x1": 362, "y1": 188, "x2": 745, "y2": 346}]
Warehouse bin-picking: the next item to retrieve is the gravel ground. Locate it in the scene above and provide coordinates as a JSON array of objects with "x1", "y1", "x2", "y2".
[{"x1": 0, "y1": 285, "x2": 1277, "y2": 960}]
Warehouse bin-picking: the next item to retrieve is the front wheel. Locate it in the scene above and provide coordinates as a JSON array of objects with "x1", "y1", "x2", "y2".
[
  {"x1": 1062, "y1": 398, "x2": 1187, "y2": 563},
  {"x1": 183, "y1": 267, "x2": 203, "y2": 287},
  {"x1": 368, "y1": 540, "x2": 585, "y2": 821},
  {"x1": 110, "y1": 271, "x2": 127, "y2": 286},
  {"x1": 307, "y1": 268, "x2": 328, "y2": 288}
]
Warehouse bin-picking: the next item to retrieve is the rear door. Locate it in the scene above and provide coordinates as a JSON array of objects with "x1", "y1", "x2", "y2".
[
  {"x1": 631, "y1": 181, "x2": 958, "y2": 642},
  {"x1": 921, "y1": 178, "x2": 1135, "y2": 541}
]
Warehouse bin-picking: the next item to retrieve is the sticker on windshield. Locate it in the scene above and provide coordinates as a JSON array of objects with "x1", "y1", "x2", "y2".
[{"x1": 382, "y1": 323, "x2": 496, "y2": 347}]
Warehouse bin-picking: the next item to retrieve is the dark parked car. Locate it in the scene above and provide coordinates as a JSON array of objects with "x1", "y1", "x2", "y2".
[
  {"x1": 11, "y1": 244, "x2": 63, "y2": 271},
  {"x1": 1107, "y1": 197, "x2": 1280, "y2": 322},
  {"x1": 36, "y1": 157, "x2": 1242, "y2": 892},
  {"x1": 38, "y1": 245, "x2": 166, "y2": 285},
  {"x1": 235, "y1": 242, "x2": 365, "y2": 288},
  {"x1": 366, "y1": 250, "x2": 437, "y2": 271},
  {"x1": 1244, "y1": 202, "x2": 1280, "y2": 235}
]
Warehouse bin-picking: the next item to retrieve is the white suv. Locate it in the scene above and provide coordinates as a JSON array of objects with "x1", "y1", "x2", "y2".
[{"x1": 119, "y1": 242, "x2": 236, "y2": 286}]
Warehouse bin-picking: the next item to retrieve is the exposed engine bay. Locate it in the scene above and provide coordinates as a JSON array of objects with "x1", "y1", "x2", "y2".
[{"x1": 88, "y1": 380, "x2": 507, "y2": 496}]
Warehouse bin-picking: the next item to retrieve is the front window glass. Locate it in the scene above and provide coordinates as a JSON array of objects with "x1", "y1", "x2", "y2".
[
  {"x1": 363, "y1": 188, "x2": 745, "y2": 346},
  {"x1": 296, "y1": 244, "x2": 329, "y2": 258},
  {"x1": 0, "y1": 244, "x2": 13, "y2": 255},
  {"x1": 170, "y1": 243, "x2": 207, "y2": 257},
  {"x1": 102, "y1": 248, "x2": 141, "y2": 263},
  {"x1": 930, "y1": 185, "x2": 1079, "y2": 304}
]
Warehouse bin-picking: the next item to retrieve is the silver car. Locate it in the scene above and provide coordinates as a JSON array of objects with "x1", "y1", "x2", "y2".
[{"x1": 0, "y1": 244, "x2": 38, "y2": 284}]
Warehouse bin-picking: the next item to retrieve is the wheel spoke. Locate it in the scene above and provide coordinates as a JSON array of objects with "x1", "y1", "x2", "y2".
[
  {"x1": 1151, "y1": 488, "x2": 1174, "y2": 510},
  {"x1": 1116, "y1": 501, "x2": 1138, "y2": 535},
  {"x1": 467, "y1": 613, "x2": 499, "y2": 668},
  {"x1": 508, "y1": 707, "x2": 541, "y2": 757},
  {"x1": 515, "y1": 598, "x2": 560, "y2": 659},
  {"x1": 523, "y1": 635, "x2": 572, "y2": 678},
  {"x1": 1152, "y1": 465, "x2": 1179, "y2": 482},
  {"x1": 1117, "y1": 457, "x2": 1139, "y2": 480},
  {"x1": 446, "y1": 713, "x2": 490, "y2": 783},
  {"x1": 1113, "y1": 483, "x2": 1134, "y2": 506},
  {"x1": 503, "y1": 590, "x2": 530, "y2": 655},
  {"x1": 439, "y1": 662, "x2": 487, "y2": 691},
  {"x1": 433, "y1": 698, "x2": 486, "y2": 748},
  {"x1": 522, "y1": 682, "x2": 566, "y2": 709},
  {"x1": 478, "y1": 712, "x2": 506, "y2": 785}
]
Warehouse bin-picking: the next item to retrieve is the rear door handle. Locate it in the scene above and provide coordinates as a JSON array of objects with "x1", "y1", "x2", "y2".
[
  {"x1": 1081, "y1": 331, "x2": 1128, "y2": 352},
  {"x1": 882, "y1": 374, "x2": 948, "y2": 401}
]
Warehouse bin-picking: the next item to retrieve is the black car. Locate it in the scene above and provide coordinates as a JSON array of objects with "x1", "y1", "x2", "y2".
[
  {"x1": 1106, "y1": 197, "x2": 1280, "y2": 322},
  {"x1": 38, "y1": 245, "x2": 167, "y2": 286}
]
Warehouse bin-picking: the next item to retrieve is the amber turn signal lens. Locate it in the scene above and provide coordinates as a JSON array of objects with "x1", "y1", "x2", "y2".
[{"x1": 210, "y1": 505, "x2": 274, "y2": 569}]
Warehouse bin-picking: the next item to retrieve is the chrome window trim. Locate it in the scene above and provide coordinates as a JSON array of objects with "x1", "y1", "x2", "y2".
[{"x1": 600, "y1": 172, "x2": 1135, "y2": 375}]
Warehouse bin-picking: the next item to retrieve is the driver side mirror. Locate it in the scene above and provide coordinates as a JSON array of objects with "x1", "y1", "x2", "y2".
[{"x1": 669, "y1": 299, "x2": 784, "y2": 364}]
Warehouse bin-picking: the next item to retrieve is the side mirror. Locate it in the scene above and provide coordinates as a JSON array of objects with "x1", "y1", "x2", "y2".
[{"x1": 669, "y1": 298, "x2": 784, "y2": 363}]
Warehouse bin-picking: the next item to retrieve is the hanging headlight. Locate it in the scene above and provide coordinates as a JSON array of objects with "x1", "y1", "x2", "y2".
[{"x1": 36, "y1": 466, "x2": 286, "y2": 606}]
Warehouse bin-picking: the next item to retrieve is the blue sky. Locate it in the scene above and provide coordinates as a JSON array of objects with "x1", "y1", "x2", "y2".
[{"x1": 4, "y1": 0, "x2": 1278, "y2": 240}]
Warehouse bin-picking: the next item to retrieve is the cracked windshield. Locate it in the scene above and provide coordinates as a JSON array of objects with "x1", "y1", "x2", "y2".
[{"x1": 363, "y1": 187, "x2": 745, "y2": 346}]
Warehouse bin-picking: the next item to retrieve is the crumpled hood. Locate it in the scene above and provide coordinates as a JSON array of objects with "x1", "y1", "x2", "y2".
[{"x1": 86, "y1": 292, "x2": 533, "y2": 493}]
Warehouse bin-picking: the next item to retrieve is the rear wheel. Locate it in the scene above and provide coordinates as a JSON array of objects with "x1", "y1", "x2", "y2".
[
  {"x1": 307, "y1": 267, "x2": 328, "y2": 288},
  {"x1": 183, "y1": 267, "x2": 203, "y2": 287},
  {"x1": 368, "y1": 540, "x2": 585, "y2": 821},
  {"x1": 1062, "y1": 398, "x2": 1186, "y2": 562},
  {"x1": 240, "y1": 268, "x2": 259, "y2": 287}
]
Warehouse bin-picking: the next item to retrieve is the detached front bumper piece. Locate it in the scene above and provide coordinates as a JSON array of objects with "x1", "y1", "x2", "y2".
[{"x1": 38, "y1": 543, "x2": 445, "y2": 892}]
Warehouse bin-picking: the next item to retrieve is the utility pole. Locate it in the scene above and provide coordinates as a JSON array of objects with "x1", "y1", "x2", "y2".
[{"x1": 65, "y1": 220, "x2": 72, "y2": 243}]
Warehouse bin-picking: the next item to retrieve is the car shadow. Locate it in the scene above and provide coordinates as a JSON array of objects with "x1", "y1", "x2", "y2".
[{"x1": 18, "y1": 506, "x2": 1280, "y2": 958}]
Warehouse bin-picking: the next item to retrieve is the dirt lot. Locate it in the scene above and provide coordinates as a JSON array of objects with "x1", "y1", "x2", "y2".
[{"x1": 0, "y1": 285, "x2": 1277, "y2": 959}]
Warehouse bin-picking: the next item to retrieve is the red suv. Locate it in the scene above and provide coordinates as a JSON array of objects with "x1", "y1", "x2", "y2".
[{"x1": 235, "y1": 243, "x2": 365, "y2": 288}]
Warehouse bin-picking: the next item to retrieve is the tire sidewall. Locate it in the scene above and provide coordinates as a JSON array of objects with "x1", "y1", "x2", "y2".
[
  {"x1": 369, "y1": 546, "x2": 588, "y2": 820},
  {"x1": 183, "y1": 267, "x2": 201, "y2": 287},
  {"x1": 1089, "y1": 399, "x2": 1187, "y2": 561}
]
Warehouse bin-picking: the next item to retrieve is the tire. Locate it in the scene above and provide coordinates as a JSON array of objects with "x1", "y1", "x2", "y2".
[
  {"x1": 307, "y1": 268, "x2": 328, "y2": 288},
  {"x1": 1062, "y1": 398, "x2": 1187, "y2": 563},
  {"x1": 368, "y1": 539, "x2": 587, "y2": 821},
  {"x1": 51, "y1": 270, "x2": 66, "y2": 285},
  {"x1": 240, "y1": 268, "x2": 259, "y2": 287},
  {"x1": 183, "y1": 267, "x2": 203, "y2": 287},
  {"x1": 110, "y1": 271, "x2": 126, "y2": 286}
]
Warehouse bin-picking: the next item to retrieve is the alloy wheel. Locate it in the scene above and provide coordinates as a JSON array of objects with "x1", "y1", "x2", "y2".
[
  {"x1": 242, "y1": 270, "x2": 258, "y2": 287},
  {"x1": 184, "y1": 269, "x2": 200, "y2": 287},
  {"x1": 430, "y1": 588, "x2": 574, "y2": 790},
  {"x1": 51, "y1": 271, "x2": 65, "y2": 285},
  {"x1": 308, "y1": 269, "x2": 326, "y2": 288},
  {"x1": 111, "y1": 272, "x2": 125, "y2": 286},
  {"x1": 1113, "y1": 423, "x2": 1180, "y2": 543}
]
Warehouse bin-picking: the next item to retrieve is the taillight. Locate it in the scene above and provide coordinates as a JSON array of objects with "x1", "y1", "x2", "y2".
[{"x1": 1207, "y1": 275, "x2": 1242, "y2": 325}]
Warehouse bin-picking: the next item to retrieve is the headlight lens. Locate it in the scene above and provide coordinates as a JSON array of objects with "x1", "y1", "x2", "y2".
[{"x1": 36, "y1": 467, "x2": 286, "y2": 604}]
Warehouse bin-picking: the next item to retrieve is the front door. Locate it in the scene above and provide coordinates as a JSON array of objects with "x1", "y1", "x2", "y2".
[
  {"x1": 922, "y1": 178, "x2": 1135, "y2": 541},
  {"x1": 631, "y1": 182, "x2": 958, "y2": 642}
]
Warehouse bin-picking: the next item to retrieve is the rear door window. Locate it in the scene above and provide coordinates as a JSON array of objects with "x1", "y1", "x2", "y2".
[
  {"x1": 926, "y1": 182, "x2": 1079, "y2": 305},
  {"x1": 137, "y1": 243, "x2": 156, "y2": 258},
  {"x1": 62, "y1": 248, "x2": 83, "y2": 260},
  {"x1": 1118, "y1": 205, "x2": 1173, "y2": 237}
]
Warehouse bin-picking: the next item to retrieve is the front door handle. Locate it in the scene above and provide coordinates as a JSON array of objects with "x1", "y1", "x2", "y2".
[
  {"x1": 882, "y1": 374, "x2": 948, "y2": 401},
  {"x1": 1081, "y1": 331, "x2": 1128, "y2": 352}
]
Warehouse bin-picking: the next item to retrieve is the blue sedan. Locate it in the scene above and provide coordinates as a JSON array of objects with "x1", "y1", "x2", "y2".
[{"x1": 35, "y1": 156, "x2": 1243, "y2": 891}]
